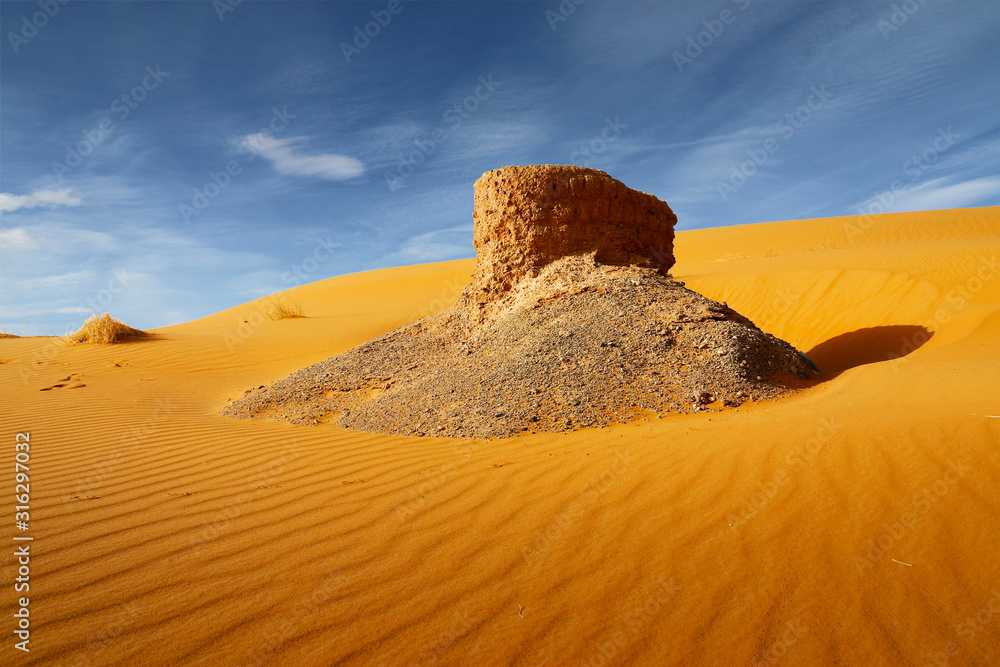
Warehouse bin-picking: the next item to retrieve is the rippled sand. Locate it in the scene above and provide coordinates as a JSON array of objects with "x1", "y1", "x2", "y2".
[{"x1": 3, "y1": 206, "x2": 998, "y2": 665}]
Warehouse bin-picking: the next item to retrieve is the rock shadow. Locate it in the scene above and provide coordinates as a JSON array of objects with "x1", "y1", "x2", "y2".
[{"x1": 803, "y1": 325, "x2": 933, "y2": 378}]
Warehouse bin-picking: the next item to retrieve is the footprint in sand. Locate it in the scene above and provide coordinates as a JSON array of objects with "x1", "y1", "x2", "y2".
[{"x1": 40, "y1": 373, "x2": 86, "y2": 391}]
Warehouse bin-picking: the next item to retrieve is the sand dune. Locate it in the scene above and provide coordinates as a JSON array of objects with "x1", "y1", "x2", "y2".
[{"x1": 3, "y1": 207, "x2": 999, "y2": 665}]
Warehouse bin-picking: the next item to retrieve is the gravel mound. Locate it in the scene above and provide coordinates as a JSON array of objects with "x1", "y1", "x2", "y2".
[{"x1": 222, "y1": 255, "x2": 811, "y2": 438}]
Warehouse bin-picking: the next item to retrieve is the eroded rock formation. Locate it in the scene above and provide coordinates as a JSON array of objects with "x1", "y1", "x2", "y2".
[
  {"x1": 467, "y1": 165, "x2": 675, "y2": 327},
  {"x1": 222, "y1": 165, "x2": 811, "y2": 438}
]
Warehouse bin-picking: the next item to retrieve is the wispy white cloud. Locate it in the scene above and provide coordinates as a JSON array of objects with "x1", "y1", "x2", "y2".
[
  {"x1": 564, "y1": 1, "x2": 703, "y2": 70},
  {"x1": 1, "y1": 220, "x2": 120, "y2": 256},
  {"x1": 0, "y1": 188, "x2": 82, "y2": 214},
  {"x1": 224, "y1": 269, "x2": 289, "y2": 299},
  {"x1": 659, "y1": 129, "x2": 772, "y2": 205},
  {"x1": 394, "y1": 226, "x2": 474, "y2": 262},
  {"x1": 912, "y1": 138, "x2": 1000, "y2": 179},
  {"x1": 0, "y1": 227, "x2": 37, "y2": 249},
  {"x1": 17, "y1": 270, "x2": 96, "y2": 291},
  {"x1": 48, "y1": 306, "x2": 94, "y2": 314},
  {"x1": 896, "y1": 175, "x2": 1000, "y2": 212},
  {"x1": 238, "y1": 133, "x2": 364, "y2": 180},
  {"x1": 0, "y1": 214, "x2": 278, "y2": 334},
  {"x1": 252, "y1": 60, "x2": 339, "y2": 96}
]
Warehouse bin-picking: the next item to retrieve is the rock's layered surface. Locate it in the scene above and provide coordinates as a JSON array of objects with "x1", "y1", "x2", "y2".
[
  {"x1": 223, "y1": 165, "x2": 812, "y2": 438},
  {"x1": 468, "y1": 165, "x2": 675, "y2": 327}
]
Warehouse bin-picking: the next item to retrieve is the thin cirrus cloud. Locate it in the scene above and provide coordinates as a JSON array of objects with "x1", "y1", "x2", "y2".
[
  {"x1": 237, "y1": 133, "x2": 365, "y2": 181},
  {"x1": 0, "y1": 227, "x2": 36, "y2": 250},
  {"x1": 893, "y1": 175, "x2": 1000, "y2": 213},
  {"x1": 0, "y1": 188, "x2": 81, "y2": 214}
]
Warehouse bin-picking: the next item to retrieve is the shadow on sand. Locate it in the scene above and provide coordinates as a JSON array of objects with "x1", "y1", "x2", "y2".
[{"x1": 802, "y1": 325, "x2": 933, "y2": 379}]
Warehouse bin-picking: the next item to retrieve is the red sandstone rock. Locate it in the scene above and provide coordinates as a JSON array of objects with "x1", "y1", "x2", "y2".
[{"x1": 468, "y1": 165, "x2": 676, "y2": 323}]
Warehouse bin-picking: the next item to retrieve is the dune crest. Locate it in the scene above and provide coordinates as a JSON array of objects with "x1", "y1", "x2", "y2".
[{"x1": 223, "y1": 165, "x2": 811, "y2": 437}]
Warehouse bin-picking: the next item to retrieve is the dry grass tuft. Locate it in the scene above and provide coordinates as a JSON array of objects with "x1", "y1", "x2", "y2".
[
  {"x1": 65, "y1": 313, "x2": 148, "y2": 345},
  {"x1": 266, "y1": 300, "x2": 305, "y2": 321},
  {"x1": 0, "y1": 329, "x2": 20, "y2": 338}
]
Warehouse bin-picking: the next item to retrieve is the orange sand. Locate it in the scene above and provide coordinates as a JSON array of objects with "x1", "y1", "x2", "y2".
[{"x1": 3, "y1": 207, "x2": 999, "y2": 666}]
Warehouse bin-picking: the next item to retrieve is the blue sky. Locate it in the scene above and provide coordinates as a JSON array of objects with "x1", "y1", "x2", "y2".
[{"x1": 1, "y1": 0, "x2": 998, "y2": 335}]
